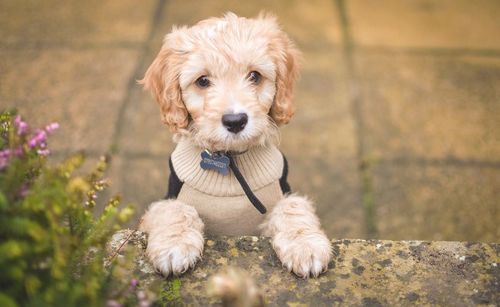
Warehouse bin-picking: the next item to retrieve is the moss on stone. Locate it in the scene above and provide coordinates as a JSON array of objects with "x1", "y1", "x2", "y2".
[
  {"x1": 159, "y1": 278, "x2": 182, "y2": 306},
  {"x1": 109, "y1": 230, "x2": 500, "y2": 305}
]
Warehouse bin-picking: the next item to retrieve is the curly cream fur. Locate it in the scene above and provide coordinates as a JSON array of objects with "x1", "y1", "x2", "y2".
[
  {"x1": 139, "y1": 200, "x2": 204, "y2": 276},
  {"x1": 140, "y1": 47, "x2": 189, "y2": 131},
  {"x1": 140, "y1": 12, "x2": 331, "y2": 279},
  {"x1": 260, "y1": 195, "x2": 332, "y2": 278}
]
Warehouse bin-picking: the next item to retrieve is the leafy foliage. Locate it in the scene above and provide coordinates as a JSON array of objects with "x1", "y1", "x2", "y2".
[{"x1": 0, "y1": 111, "x2": 143, "y2": 306}]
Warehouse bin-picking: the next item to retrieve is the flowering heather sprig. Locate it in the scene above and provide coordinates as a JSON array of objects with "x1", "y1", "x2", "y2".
[
  {"x1": 14, "y1": 115, "x2": 28, "y2": 135},
  {"x1": 37, "y1": 149, "x2": 51, "y2": 156},
  {"x1": 45, "y1": 122, "x2": 59, "y2": 133},
  {"x1": 0, "y1": 114, "x2": 59, "y2": 171},
  {"x1": 26, "y1": 122, "x2": 59, "y2": 149},
  {"x1": 85, "y1": 179, "x2": 111, "y2": 208},
  {"x1": 27, "y1": 129, "x2": 47, "y2": 149},
  {"x1": 1, "y1": 110, "x2": 136, "y2": 306},
  {"x1": 130, "y1": 279, "x2": 139, "y2": 288},
  {"x1": 0, "y1": 149, "x2": 10, "y2": 170},
  {"x1": 13, "y1": 147, "x2": 23, "y2": 157}
]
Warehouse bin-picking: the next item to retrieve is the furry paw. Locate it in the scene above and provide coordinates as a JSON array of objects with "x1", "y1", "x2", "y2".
[
  {"x1": 272, "y1": 231, "x2": 332, "y2": 278},
  {"x1": 140, "y1": 200, "x2": 205, "y2": 276},
  {"x1": 146, "y1": 231, "x2": 204, "y2": 276},
  {"x1": 260, "y1": 194, "x2": 332, "y2": 278}
]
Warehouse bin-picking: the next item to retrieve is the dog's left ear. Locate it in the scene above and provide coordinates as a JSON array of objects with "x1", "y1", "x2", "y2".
[{"x1": 267, "y1": 20, "x2": 301, "y2": 125}]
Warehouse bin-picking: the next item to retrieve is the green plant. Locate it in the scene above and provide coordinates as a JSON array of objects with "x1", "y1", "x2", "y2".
[{"x1": 0, "y1": 111, "x2": 143, "y2": 306}]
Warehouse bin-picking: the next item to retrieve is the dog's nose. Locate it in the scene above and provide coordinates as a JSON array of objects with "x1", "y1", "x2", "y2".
[{"x1": 222, "y1": 113, "x2": 248, "y2": 134}]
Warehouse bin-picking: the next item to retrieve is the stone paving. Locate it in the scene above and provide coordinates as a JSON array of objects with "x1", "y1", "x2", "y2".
[
  {"x1": 109, "y1": 229, "x2": 500, "y2": 305},
  {"x1": 1, "y1": 0, "x2": 499, "y2": 242}
]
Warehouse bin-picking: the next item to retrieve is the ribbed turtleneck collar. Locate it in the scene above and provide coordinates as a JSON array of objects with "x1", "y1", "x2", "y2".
[{"x1": 171, "y1": 140, "x2": 283, "y2": 197}]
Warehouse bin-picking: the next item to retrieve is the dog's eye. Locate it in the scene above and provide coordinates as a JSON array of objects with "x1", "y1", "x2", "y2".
[
  {"x1": 247, "y1": 71, "x2": 262, "y2": 84},
  {"x1": 195, "y1": 75, "x2": 211, "y2": 88}
]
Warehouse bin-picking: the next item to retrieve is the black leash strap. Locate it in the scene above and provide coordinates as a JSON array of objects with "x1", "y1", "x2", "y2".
[{"x1": 227, "y1": 154, "x2": 267, "y2": 214}]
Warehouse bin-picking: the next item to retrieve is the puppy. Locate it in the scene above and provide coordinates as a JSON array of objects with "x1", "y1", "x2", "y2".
[{"x1": 139, "y1": 12, "x2": 332, "y2": 278}]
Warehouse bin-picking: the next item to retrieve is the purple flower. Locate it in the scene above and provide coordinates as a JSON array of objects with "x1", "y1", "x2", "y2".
[
  {"x1": 14, "y1": 147, "x2": 24, "y2": 157},
  {"x1": 45, "y1": 122, "x2": 59, "y2": 133},
  {"x1": 0, "y1": 150, "x2": 11, "y2": 170},
  {"x1": 127, "y1": 278, "x2": 139, "y2": 293},
  {"x1": 14, "y1": 115, "x2": 28, "y2": 135},
  {"x1": 37, "y1": 149, "x2": 50, "y2": 156},
  {"x1": 0, "y1": 156, "x2": 7, "y2": 170},
  {"x1": 27, "y1": 129, "x2": 47, "y2": 148},
  {"x1": 2, "y1": 117, "x2": 60, "y2": 166},
  {"x1": 0, "y1": 149, "x2": 10, "y2": 158}
]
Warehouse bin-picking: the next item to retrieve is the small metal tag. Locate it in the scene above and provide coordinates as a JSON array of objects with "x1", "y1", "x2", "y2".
[{"x1": 200, "y1": 150, "x2": 230, "y2": 176}]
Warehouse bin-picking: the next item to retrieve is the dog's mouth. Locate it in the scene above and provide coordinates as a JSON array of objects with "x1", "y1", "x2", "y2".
[
  {"x1": 184, "y1": 115, "x2": 279, "y2": 153},
  {"x1": 207, "y1": 132, "x2": 259, "y2": 152},
  {"x1": 187, "y1": 130, "x2": 260, "y2": 153}
]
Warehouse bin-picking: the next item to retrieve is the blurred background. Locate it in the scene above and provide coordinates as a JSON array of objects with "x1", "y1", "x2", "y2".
[{"x1": 0, "y1": 0, "x2": 498, "y2": 242}]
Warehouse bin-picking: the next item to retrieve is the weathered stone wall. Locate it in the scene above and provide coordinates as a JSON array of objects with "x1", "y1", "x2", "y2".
[{"x1": 109, "y1": 229, "x2": 499, "y2": 306}]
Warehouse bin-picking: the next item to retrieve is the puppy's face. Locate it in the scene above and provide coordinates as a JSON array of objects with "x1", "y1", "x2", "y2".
[{"x1": 142, "y1": 13, "x2": 300, "y2": 152}]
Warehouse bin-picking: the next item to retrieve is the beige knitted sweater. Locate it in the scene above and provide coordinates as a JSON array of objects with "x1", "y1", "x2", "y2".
[{"x1": 169, "y1": 140, "x2": 288, "y2": 236}]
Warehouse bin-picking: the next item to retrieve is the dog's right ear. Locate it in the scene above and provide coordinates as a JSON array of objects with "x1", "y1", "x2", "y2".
[
  {"x1": 139, "y1": 36, "x2": 189, "y2": 132},
  {"x1": 260, "y1": 13, "x2": 301, "y2": 126}
]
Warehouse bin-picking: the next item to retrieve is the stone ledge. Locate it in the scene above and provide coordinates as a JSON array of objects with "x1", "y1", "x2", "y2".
[{"x1": 109, "y1": 229, "x2": 499, "y2": 306}]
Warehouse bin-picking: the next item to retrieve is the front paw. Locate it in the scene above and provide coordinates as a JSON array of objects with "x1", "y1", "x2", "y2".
[
  {"x1": 272, "y1": 231, "x2": 332, "y2": 278},
  {"x1": 140, "y1": 200, "x2": 205, "y2": 276},
  {"x1": 146, "y1": 230, "x2": 204, "y2": 276}
]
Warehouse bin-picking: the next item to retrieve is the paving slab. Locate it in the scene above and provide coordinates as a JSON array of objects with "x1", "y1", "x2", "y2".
[
  {"x1": 282, "y1": 51, "x2": 362, "y2": 238},
  {"x1": 107, "y1": 156, "x2": 170, "y2": 224},
  {"x1": 158, "y1": 0, "x2": 342, "y2": 50},
  {"x1": 118, "y1": 75, "x2": 175, "y2": 156},
  {"x1": 0, "y1": 48, "x2": 140, "y2": 153},
  {"x1": 355, "y1": 52, "x2": 500, "y2": 162},
  {"x1": 286, "y1": 157, "x2": 362, "y2": 239},
  {"x1": 346, "y1": 0, "x2": 500, "y2": 49},
  {"x1": 373, "y1": 163, "x2": 500, "y2": 242},
  {"x1": 0, "y1": 0, "x2": 157, "y2": 46}
]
